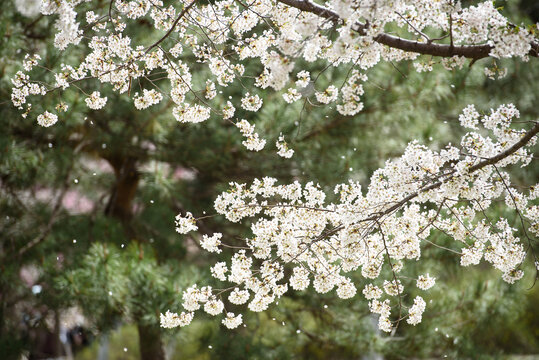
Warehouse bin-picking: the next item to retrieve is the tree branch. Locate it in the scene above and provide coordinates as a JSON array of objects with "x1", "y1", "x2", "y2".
[
  {"x1": 145, "y1": 0, "x2": 198, "y2": 54},
  {"x1": 309, "y1": 122, "x2": 539, "y2": 239},
  {"x1": 381, "y1": 122, "x2": 539, "y2": 218},
  {"x1": 276, "y1": 0, "x2": 539, "y2": 60}
]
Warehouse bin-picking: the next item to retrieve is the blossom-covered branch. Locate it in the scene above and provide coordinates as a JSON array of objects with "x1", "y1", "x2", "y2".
[
  {"x1": 162, "y1": 104, "x2": 539, "y2": 332},
  {"x1": 11, "y1": 0, "x2": 539, "y2": 155},
  {"x1": 277, "y1": 0, "x2": 539, "y2": 60}
]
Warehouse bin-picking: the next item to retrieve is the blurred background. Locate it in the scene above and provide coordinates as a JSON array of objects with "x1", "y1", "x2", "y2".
[{"x1": 1, "y1": 0, "x2": 538, "y2": 359}]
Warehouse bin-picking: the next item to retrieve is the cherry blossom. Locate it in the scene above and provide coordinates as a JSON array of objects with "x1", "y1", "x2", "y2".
[
  {"x1": 163, "y1": 104, "x2": 538, "y2": 332},
  {"x1": 11, "y1": 0, "x2": 537, "y2": 155}
]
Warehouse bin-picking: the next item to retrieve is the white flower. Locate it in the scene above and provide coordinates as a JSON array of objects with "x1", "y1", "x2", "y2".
[
  {"x1": 416, "y1": 274, "x2": 436, "y2": 290},
  {"x1": 383, "y1": 279, "x2": 403, "y2": 296},
  {"x1": 406, "y1": 296, "x2": 426, "y2": 325},
  {"x1": 441, "y1": 56, "x2": 466, "y2": 70},
  {"x1": 459, "y1": 104, "x2": 480, "y2": 129},
  {"x1": 23, "y1": 54, "x2": 41, "y2": 71},
  {"x1": 242, "y1": 134, "x2": 266, "y2": 151},
  {"x1": 315, "y1": 85, "x2": 338, "y2": 104},
  {"x1": 236, "y1": 119, "x2": 266, "y2": 151},
  {"x1": 211, "y1": 262, "x2": 228, "y2": 281},
  {"x1": 222, "y1": 312, "x2": 242, "y2": 329},
  {"x1": 169, "y1": 43, "x2": 183, "y2": 57},
  {"x1": 336, "y1": 279, "x2": 357, "y2": 299},
  {"x1": 37, "y1": 111, "x2": 58, "y2": 127},
  {"x1": 160, "y1": 310, "x2": 194, "y2": 328},
  {"x1": 182, "y1": 285, "x2": 210, "y2": 311},
  {"x1": 175, "y1": 212, "x2": 198, "y2": 234},
  {"x1": 484, "y1": 66, "x2": 508, "y2": 80},
  {"x1": 13, "y1": 0, "x2": 538, "y2": 333},
  {"x1": 174, "y1": 101, "x2": 532, "y2": 327},
  {"x1": 228, "y1": 250, "x2": 253, "y2": 284},
  {"x1": 11, "y1": 71, "x2": 29, "y2": 88},
  {"x1": 173, "y1": 104, "x2": 211, "y2": 123},
  {"x1": 205, "y1": 80, "x2": 217, "y2": 100},
  {"x1": 296, "y1": 71, "x2": 311, "y2": 88},
  {"x1": 85, "y1": 91, "x2": 107, "y2": 110},
  {"x1": 413, "y1": 61, "x2": 434, "y2": 73},
  {"x1": 200, "y1": 233, "x2": 222, "y2": 253},
  {"x1": 369, "y1": 299, "x2": 391, "y2": 317},
  {"x1": 222, "y1": 101, "x2": 235, "y2": 119},
  {"x1": 276, "y1": 133, "x2": 294, "y2": 158},
  {"x1": 283, "y1": 88, "x2": 301, "y2": 103},
  {"x1": 362, "y1": 284, "x2": 383, "y2": 300},
  {"x1": 229, "y1": 288, "x2": 250, "y2": 305},
  {"x1": 502, "y1": 269, "x2": 524, "y2": 284},
  {"x1": 378, "y1": 316, "x2": 392, "y2": 333},
  {"x1": 313, "y1": 274, "x2": 336, "y2": 293},
  {"x1": 56, "y1": 102, "x2": 68, "y2": 112},
  {"x1": 86, "y1": 11, "x2": 99, "y2": 24},
  {"x1": 289, "y1": 267, "x2": 310, "y2": 290},
  {"x1": 134, "y1": 89, "x2": 163, "y2": 110},
  {"x1": 248, "y1": 294, "x2": 273, "y2": 312},
  {"x1": 241, "y1": 93, "x2": 262, "y2": 111},
  {"x1": 204, "y1": 298, "x2": 224, "y2": 316}
]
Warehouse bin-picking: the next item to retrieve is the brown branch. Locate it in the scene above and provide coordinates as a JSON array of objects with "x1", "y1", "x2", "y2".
[
  {"x1": 145, "y1": 0, "x2": 198, "y2": 54},
  {"x1": 309, "y1": 122, "x2": 539, "y2": 240},
  {"x1": 276, "y1": 0, "x2": 539, "y2": 60},
  {"x1": 380, "y1": 122, "x2": 539, "y2": 217},
  {"x1": 469, "y1": 126, "x2": 539, "y2": 172}
]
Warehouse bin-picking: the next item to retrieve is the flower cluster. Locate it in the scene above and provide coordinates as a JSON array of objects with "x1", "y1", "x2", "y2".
[
  {"x1": 282, "y1": 88, "x2": 301, "y2": 104},
  {"x1": 222, "y1": 313, "x2": 243, "y2": 329},
  {"x1": 240, "y1": 93, "x2": 263, "y2": 112},
  {"x1": 275, "y1": 133, "x2": 294, "y2": 158},
  {"x1": 315, "y1": 85, "x2": 338, "y2": 104},
  {"x1": 236, "y1": 119, "x2": 266, "y2": 151},
  {"x1": 416, "y1": 274, "x2": 436, "y2": 290},
  {"x1": 406, "y1": 296, "x2": 426, "y2": 325},
  {"x1": 160, "y1": 310, "x2": 194, "y2": 328},
  {"x1": 85, "y1": 91, "x2": 108, "y2": 110},
  {"x1": 337, "y1": 70, "x2": 366, "y2": 116},
  {"x1": 175, "y1": 212, "x2": 198, "y2": 234},
  {"x1": 173, "y1": 104, "x2": 211, "y2": 123},
  {"x1": 201, "y1": 233, "x2": 222, "y2": 254},
  {"x1": 37, "y1": 111, "x2": 58, "y2": 127},
  {"x1": 134, "y1": 89, "x2": 163, "y2": 110},
  {"x1": 222, "y1": 101, "x2": 236, "y2": 120}
]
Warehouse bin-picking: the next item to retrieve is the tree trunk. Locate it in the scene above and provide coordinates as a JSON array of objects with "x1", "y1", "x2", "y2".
[
  {"x1": 104, "y1": 155, "x2": 166, "y2": 360},
  {"x1": 97, "y1": 333, "x2": 109, "y2": 360},
  {"x1": 137, "y1": 323, "x2": 166, "y2": 360},
  {"x1": 105, "y1": 156, "x2": 140, "y2": 222}
]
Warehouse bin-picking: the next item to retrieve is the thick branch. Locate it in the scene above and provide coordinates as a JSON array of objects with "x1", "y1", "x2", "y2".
[
  {"x1": 276, "y1": 0, "x2": 539, "y2": 60},
  {"x1": 468, "y1": 125, "x2": 539, "y2": 172},
  {"x1": 317, "y1": 122, "x2": 539, "y2": 238},
  {"x1": 378, "y1": 122, "x2": 539, "y2": 219}
]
